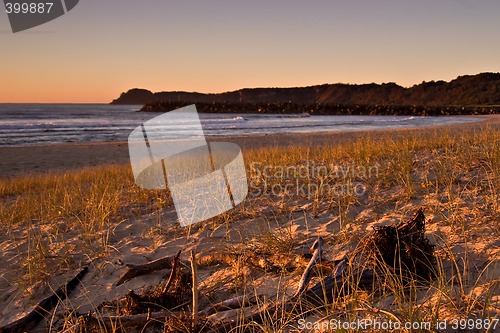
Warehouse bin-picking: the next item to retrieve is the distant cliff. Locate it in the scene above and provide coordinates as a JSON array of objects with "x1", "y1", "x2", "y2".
[{"x1": 111, "y1": 72, "x2": 500, "y2": 109}]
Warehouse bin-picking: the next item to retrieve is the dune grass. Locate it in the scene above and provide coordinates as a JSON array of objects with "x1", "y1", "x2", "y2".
[
  {"x1": 0, "y1": 124, "x2": 498, "y2": 331},
  {"x1": 0, "y1": 165, "x2": 173, "y2": 284}
]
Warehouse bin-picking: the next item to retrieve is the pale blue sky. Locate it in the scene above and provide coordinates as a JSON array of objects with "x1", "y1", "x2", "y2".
[{"x1": 1, "y1": 0, "x2": 499, "y2": 102}]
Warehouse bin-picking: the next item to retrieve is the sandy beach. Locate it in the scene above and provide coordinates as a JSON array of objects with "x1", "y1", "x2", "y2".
[
  {"x1": 0, "y1": 116, "x2": 498, "y2": 332},
  {"x1": 4, "y1": 0, "x2": 500, "y2": 329}
]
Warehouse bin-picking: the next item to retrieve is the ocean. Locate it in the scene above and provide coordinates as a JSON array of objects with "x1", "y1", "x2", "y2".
[{"x1": 0, "y1": 104, "x2": 483, "y2": 146}]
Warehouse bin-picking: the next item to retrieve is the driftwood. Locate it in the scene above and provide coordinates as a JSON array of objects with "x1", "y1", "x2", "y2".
[
  {"x1": 64, "y1": 209, "x2": 435, "y2": 333},
  {"x1": 296, "y1": 257, "x2": 376, "y2": 308},
  {"x1": 162, "y1": 251, "x2": 181, "y2": 294},
  {"x1": 116, "y1": 250, "x2": 301, "y2": 288},
  {"x1": 293, "y1": 237, "x2": 323, "y2": 297},
  {"x1": 208, "y1": 209, "x2": 435, "y2": 333},
  {"x1": 0, "y1": 267, "x2": 88, "y2": 333},
  {"x1": 205, "y1": 258, "x2": 355, "y2": 333},
  {"x1": 74, "y1": 259, "x2": 357, "y2": 333},
  {"x1": 65, "y1": 294, "x2": 264, "y2": 333},
  {"x1": 355, "y1": 208, "x2": 436, "y2": 282},
  {"x1": 199, "y1": 295, "x2": 263, "y2": 317},
  {"x1": 115, "y1": 254, "x2": 189, "y2": 286},
  {"x1": 101, "y1": 250, "x2": 369, "y2": 333},
  {"x1": 63, "y1": 310, "x2": 182, "y2": 333}
]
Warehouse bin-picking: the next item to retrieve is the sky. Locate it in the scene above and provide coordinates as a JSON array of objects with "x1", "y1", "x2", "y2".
[{"x1": 1, "y1": 0, "x2": 499, "y2": 103}]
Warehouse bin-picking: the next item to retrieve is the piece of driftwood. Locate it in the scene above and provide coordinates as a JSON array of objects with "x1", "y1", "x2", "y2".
[
  {"x1": 67, "y1": 294, "x2": 263, "y2": 332},
  {"x1": 0, "y1": 267, "x2": 88, "y2": 333},
  {"x1": 279, "y1": 257, "x2": 352, "y2": 314},
  {"x1": 115, "y1": 252, "x2": 277, "y2": 286},
  {"x1": 293, "y1": 237, "x2": 323, "y2": 297},
  {"x1": 63, "y1": 310, "x2": 182, "y2": 333},
  {"x1": 355, "y1": 208, "x2": 437, "y2": 282},
  {"x1": 115, "y1": 254, "x2": 189, "y2": 286},
  {"x1": 162, "y1": 250, "x2": 181, "y2": 294},
  {"x1": 199, "y1": 294, "x2": 263, "y2": 316},
  {"x1": 296, "y1": 257, "x2": 375, "y2": 308}
]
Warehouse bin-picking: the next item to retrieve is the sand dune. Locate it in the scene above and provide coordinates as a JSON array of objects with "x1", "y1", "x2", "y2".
[{"x1": 0, "y1": 116, "x2": 498, "y2": 332}]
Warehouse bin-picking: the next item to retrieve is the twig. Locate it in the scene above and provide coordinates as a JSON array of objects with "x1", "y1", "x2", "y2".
[{"x1": 190, "y1": 250, "x2": 199, "y2": 331}]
